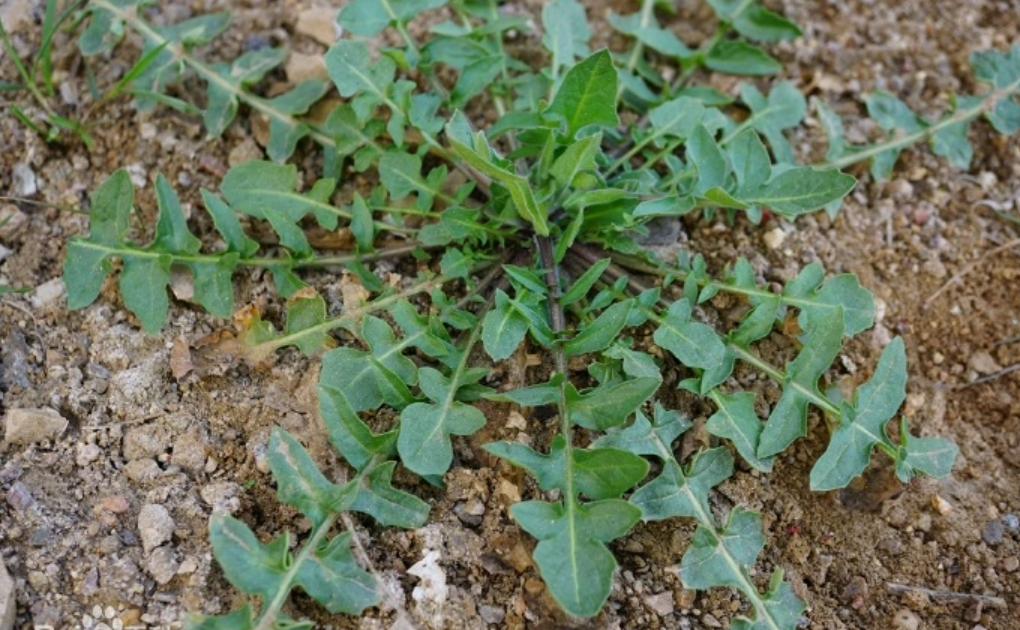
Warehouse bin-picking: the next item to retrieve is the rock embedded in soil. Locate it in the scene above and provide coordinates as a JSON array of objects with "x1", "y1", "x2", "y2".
[
  {"x1": 1002, "y1": 513, "x2": 1019, "y2": 534},
  {"x1": 763, "y1": 227, "x2": 787, "y2": 250},
  {"x1": 123, "y1": 424, "x2": 171, "y2": 460},
  {"x1": 0, "y1": 559, "x2": 14, "y2": 630},
  {"x1": 842, "y1": 576, "x2": 869, "y2": 608},
  {"x1": 137, "y1": 504, "x2": 175, "y2": 553},
  {"x1": 29, "y1": 278, "x2": 65, "y2": 310},
  {"x1": 643, "y1": 591, "x2": 675, "y2": 617},
  {"x1": 200, "y1": 482, "x2": 243, "y2": 515},
  {"x1": 892, "y1": 608, "x2": 920, "y2": 630},
  {"x1": 968, "y1": 351, "x2": 1001, "y2": 376},
  {"x1": 2, "y1": 408, "x2": 68, "y2": 445},
  {"x1": 6, "y1": 481, "x2": 34, "y2": 512},
  {"x1": 11, "y1": 162, "x2": 37, "y2": 197},
  {"x1": 478, "y1": 605, "x2": 505, "y2": 625},
  {"x1": 146, "y1": 546, "x2": 179, "y2": 585},
  {"x1": 295, "y1": 8, "x2": 338, "y2": 45},
  {"x1": 982, "y1": 520, "x2": 1005, "y2": 546}
]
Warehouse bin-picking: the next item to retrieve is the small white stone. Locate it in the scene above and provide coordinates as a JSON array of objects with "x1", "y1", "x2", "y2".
[
  {"x1": 969, "y1": 351, "x2": 1001, "y2": 375},
  {"x1": 30, "y1": 278, "x2": 65, "y2": 310},
  {"x1": 12, "y1": 163, "x2": 37, "y2": 197},
  {"x1": 892, "y1": 608, "x2": 920, "y2": 630},
  {"x1": 643, "y1": 591, "x2": 675, "y2": 616},
  {"x1": 296, "y1": 8, "x2": 339, "y2": 45},
  {"x1": 0, "y1": 559, "x2": 15, "y2": 630},
  {"x1": 137, "y1": 504, "x2": 175, "y2": 554},
  {"x1": 763, "y1": 227, "x2": 786, "y2": 250},
  {"x1": 77, "y1": 443, "x2": 103, "y2": 467}
]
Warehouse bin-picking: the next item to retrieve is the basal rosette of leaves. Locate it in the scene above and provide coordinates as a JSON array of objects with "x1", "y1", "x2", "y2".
[{"x1": 58, "y1": 0, "x2": 1019, "y2": 627}]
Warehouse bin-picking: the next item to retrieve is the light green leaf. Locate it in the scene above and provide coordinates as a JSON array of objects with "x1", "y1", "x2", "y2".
[
  {"x1": 733, "y1": 5, "x2": 802, "y2": 43},
  {"x1": 544, "y1": 50, "x2": 619, "y2": 138},
  {"x1": 810, "y1": 338, "x2": 905, "y2": 490},
  {"x1": 747, "y1": 167, "x2": 856, "y2": 216},
  {"x1": 264, "y1": 80, "x2": 330, "y2": 162},
  {"x1": 294, "y1": 531, "x2": 379, "y2": 614},
  {"x1": 325, "y1": 40, "x2": 394, "y2": 122},
  {"x1": 512, "y1": 498, "x2": 640, "y2": 617},
  {"x1": 267, "y1": 428, "x2": 347, "y2": 527},
  {"x1": 221, "y1": 161, "x2": 340, "y2": 228},
  {"x1": 630, "y1": 448, "x2": 732, "y2": 521},
  {"x1": 482, "y1": 289, "x2": 530, "y2": 361},
  {"x1": 541, "y1": 0, "x2": 590, "y2": 78},
  {"x1": 707, "y1": 391, "x2": 773, "y2": 472},
  {"x1": 445, "y1": 111, "x2": 549, "y2": 235},
  {"x1": 681, "y1": 509, "x2": 805, "y2": 630},
  {"x1": 486, "y1": 436, "x2": 649, "y2": 500},
  {"x1": 726, "y1": 129, "x2": 771, "y2": 197},
  {"x1": 894, "y1": 418, "x2": 958, "y2": 482},
  {"x1": 647, "y1": 96, "x2": 706, "y2": 143},
  {"x1": 561, "y1": 259, "x2": 610, "y2": 306},
  {"x1": 758, "y1": 307, "x2": 845, "y2": 458},
  {"x1": 736, "y1": 82, "x2": 806, "y2": 164},
  {"x1": 564, "y1": 299, "x2": 633, "y2": 357},
  {"x1": 784, "y1": 263, "x2": 875, "y2": 336},
  {"x1": 154, "y1": 174, "x2": 201, "y2": 254},
  {"x1": 319, "y1": 384, "x2": 397, "y2": 472},
  {"x1": 593, "y1": 405, "x2": 691, "y2": 459},
  {"x1": 200, "y1": 190, "x2": 259, "y2": 257},
  {"x1": 706, "y1": 40, "x2": 781, "y2": 76},
  {"x1": 208, "y1": 514, "x2": 290, "y2": 603},
  {"x1": 349, "y1": 461, "x2": 430, "y2": 528},
  {"x1": 566, "y1": 377, "x2": 661, "y2": 430},
  {"x1": 653, "y1": 299, "x2": 727, "y2": 371},
  {"x1": 397, "y1": 367, "x2": 486, "y2": 475},
  {"x1": 551, "y1": 133, "x2": 601, "y2": 188},
  {"x1": 378, "y1": 152, "x2": 427, "y2": 201},
  {"x1": 687, "y1": 125, "x2": 728, "y2": 196},
  {"x1": 120, "y1": 255, "x2": 171, "y2": 333}
]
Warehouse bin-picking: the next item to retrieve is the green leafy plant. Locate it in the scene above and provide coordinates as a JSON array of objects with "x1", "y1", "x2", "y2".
[{"x1": 54, "y1": 0, "x2": 1016, "y2": 626}]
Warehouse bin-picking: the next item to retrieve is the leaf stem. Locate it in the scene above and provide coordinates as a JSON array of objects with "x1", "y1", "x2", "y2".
[
  {"x1": 70, "y1": 239, "x2": 429, "y2": 270},
  {"x1": 578, "y1": 252, "x2": 900, "y2": 460},
  {"x1": 536, "y1": 234, "x2": 581, "y2": 577},
  {"x1": 820, "y1": 74, "x2": 1020, "y2": 170},
  {"x1": 251, "y1": 455, "x2": 384, "y2": 630},
  {"x1": 248, "y1": 270, "x2": 474, "y2": 356},
  {"x1": 615, "y1": 0, "x2": 657, "y2": 104},
  {"x1": 641, "y1": 421, "x2": 787, "y2": 630}
]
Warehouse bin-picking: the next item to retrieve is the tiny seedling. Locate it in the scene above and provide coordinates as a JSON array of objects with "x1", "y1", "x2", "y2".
[{"x1": 55, "y1": 0, "x2": 1018, "y2": 627}]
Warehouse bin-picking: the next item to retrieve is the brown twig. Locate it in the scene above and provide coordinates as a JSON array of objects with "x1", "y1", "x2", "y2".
[
  {"x1": 956, "y1": 361, "x2": 1020, "y2": 389},
  {"x1": 886, "y1": 582, "x2": 1007, "y2": 609}
]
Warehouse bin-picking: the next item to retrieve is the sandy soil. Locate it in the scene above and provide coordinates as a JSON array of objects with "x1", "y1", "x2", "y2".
[{"x1": 1, "y1": 1, "x2": 1019, "y2": 629}]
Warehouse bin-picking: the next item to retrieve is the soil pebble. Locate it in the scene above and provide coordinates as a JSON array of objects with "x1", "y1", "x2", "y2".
[
  {"x1": 643, "y1": 591, "x2": 675, "y2": 616},
  {"x1": 2, "y1": 408, "x2": 68, "y2": 445},
  {"x1": 0, "y1": 560, "x2": 14, "y2": 630},
  {"x1": 6, "y1": 482, "x2": 34, "y2": 512},
  {"x1": 478, "y1": 605, "x2": 504, "y2": 625},
  {"x1": 147, "y1": 546, "x2": 180, "y2": 585},
  {"x1": 893, "y1": 608, "x2": 921, "y2": 630},
  {"x1": 1003, "y1": 513, "x2": 1019, "y2": 534},
  {"x1": 982, "y1": 520, "x2": 1005, "y2": 546},
  {"x1": 138, "y1": 504, "x2": 175, "y2": 553}
]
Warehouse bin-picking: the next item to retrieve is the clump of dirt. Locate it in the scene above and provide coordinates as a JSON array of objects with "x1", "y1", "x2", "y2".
[{"x1": 1, "y1": 1, "x2": 1019, "y2": 630}]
